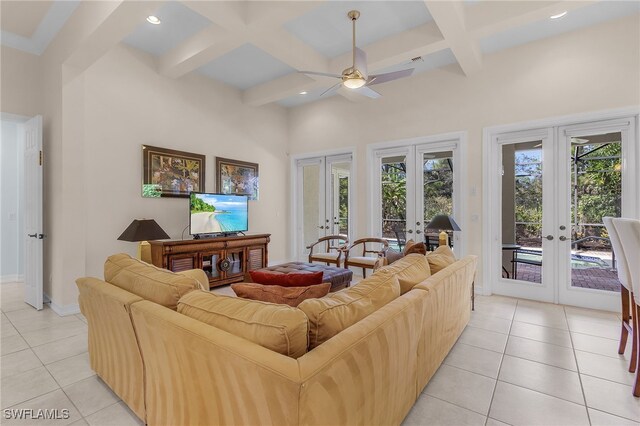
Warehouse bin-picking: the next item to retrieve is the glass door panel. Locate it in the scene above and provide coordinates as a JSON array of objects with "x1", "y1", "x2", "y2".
[
  {"x1": 420, "y1": 151, "x2": 454, "y2": 250},
  {"x1": 200, "y1": 251, "x2": 221, "y2": 280},
  {"x1": 226, "y1": 248, "x2": 245, "y2": 278},
  {"x1": 329, "y1": 161, "x2": 350, "y2": 236},
  {"x1": 380, "y1": 155, "x2": 409, "y2": 251}
]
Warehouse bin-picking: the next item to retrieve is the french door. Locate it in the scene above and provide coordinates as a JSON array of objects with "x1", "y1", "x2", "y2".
[
  {"x1": 295, "y1": 154, "x2": 353, "y2": 260},
  {"x1": 488, "y1": 116, "x2": 638, "y2": 310},
  {"x1": 371, "y1": 136, "x2": 463, "y2": 257}
]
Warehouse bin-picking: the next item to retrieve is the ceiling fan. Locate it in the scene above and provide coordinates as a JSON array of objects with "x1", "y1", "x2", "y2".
[{"x1": 299, "y1": 10, "x2": 415, "y2": 99}]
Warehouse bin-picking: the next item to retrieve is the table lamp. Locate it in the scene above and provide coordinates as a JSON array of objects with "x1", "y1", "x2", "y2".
[
  {"x1": 117, "y1": 219, "x2": 170, "y2": 263},
  {"x1": 426, "y1": 215, "x2": 461, "y2": 247}
]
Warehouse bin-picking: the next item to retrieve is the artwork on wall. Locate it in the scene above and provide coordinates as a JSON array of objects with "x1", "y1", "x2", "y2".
[
  {"x1": 215, "y1": 157, "x2": 259, "y2": 200},
  {"x1": 142, "y1": 145, "x2": 206, "y2": 198}
]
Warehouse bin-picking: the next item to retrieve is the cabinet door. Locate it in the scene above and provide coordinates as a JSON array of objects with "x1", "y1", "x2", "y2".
[
  {"x1": 200, "y1": 251, "x2": 223, "y2": 281},
  {"x1": 247, "y1": 246, "x2": 266, "y2": 270},
  {"x1": 168, "y1": 253, "x2": 197, "y2": 272},
  {"x1": 225, "y1": 248, "x2": 245, "y2": 279}
]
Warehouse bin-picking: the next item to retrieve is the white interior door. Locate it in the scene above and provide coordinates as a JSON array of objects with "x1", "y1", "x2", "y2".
[
  {"x1": 296, "y1": 158, "x2": 326, "y2": 260},
  {"x1": 23, "y1": 115, "x2": 43, "y2": 310}
]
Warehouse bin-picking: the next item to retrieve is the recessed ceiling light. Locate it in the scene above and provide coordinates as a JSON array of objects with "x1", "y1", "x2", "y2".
[
  {"x1": 550, "y1": 11, "x2": 567, "y2": 19},
  {"x1": 299, "y1": 91, "x2": 308, "y2": 95},
  {"x1": 146, "y1": 15, "x2": 161, "y2": 25}
]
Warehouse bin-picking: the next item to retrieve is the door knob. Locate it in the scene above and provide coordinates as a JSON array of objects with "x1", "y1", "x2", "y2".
[
  {"x1": 318, "y1": 226, "x2": 324, "y2": 229},
  {"x1": 559, "y1": 236, "x2": 567, "y2": 241},
  {"x1": 416, "y1": 222, "x2": 421, "y2": 226},
  {"x1": 559, "y1": 225, "x2": 566, "y2": 230},
  {"x1": 415, "y1": 230, "x2": 422, "y2": 234},
  {"x1": 407, "y1": 230, "x2": 413, "y2": 234},
  {"x1": 545, "y1": 235, "x2": 554, "y2": 241}
]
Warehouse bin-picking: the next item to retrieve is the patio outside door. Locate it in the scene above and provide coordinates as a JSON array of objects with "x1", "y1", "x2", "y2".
[
  {"x1": 295, "y1": 154, "x2": 352, "y2": 261},
  {"x1": 489, "y1": 117, "x2": 638, "y2": 310}
]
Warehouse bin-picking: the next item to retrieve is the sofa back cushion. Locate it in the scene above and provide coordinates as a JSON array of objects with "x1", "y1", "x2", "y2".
[
  {"x1": 177, "y1": 290, "x2": 309, "y2": 358},
  {"x1": 298, "y1": 269, "x2": 400, "y2": 349},
  {"x1": 426, "y1": 246, "x2": 457, "y2": 274},
  {"x1": 104, "y1": 253, "x2": 202, "y2": 310},
  {"x1": 377, "y1": 253, "x2": 431, "y2": 294}
]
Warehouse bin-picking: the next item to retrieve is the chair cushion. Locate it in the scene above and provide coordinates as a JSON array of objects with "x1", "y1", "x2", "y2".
[
  {"x1": 426, "y1": 245, "x2": 457, "y2": 274},
  {"x1": 346, "y1": 256, "x2": 379, "y2": 266},
  {"x1": 231, "y1": 282, "x2": 331, "y2": 307},
  {"x1": 311, "y1": 252, "x2": 340, "y2": 261},
  {"x1": 249, "y1": 270, "x2": 324, "y2": 287},
  {"x1": 377, "y1": 253, "x2": 431, "y2": 294},
  {"x1": 177, "y1": 290, "x2": 309, "y2": 358},
  {"x1": 104, "y1": 253, "x2": 203, "y2": 310},
  {"x1": 298, "y1": 269, "x2": 401, "y2": 349}
]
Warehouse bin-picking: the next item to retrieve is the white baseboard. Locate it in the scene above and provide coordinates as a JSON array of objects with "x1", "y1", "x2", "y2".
[
  {"x1": 0, "y1": 274, "x2": 24, "y2": 283},
  {"x1": 44, "y1": 293, "x2": 80, "y2": 316}
]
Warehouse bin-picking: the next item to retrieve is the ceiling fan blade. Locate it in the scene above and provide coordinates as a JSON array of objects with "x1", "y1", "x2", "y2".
[
  {"x1": 355, "y1": 47, "x2": 368, "y2": 78},
  {"x1": 353, "y1": 85, "x2": 382, "y2": 99},
  {"x1": 367, "y1": 68, "x2": 414, "y2": 86},
  {"x1": 299, "y1": 71, "x2": 342, "y2": 79},
  {"x1": 320, "y1": 82, "x2": 342, "y2": 97}
]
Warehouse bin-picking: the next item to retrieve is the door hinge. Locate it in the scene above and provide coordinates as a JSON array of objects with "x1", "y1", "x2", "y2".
[{"x1": 39, "y1": 151, "x2": 43, "y2": 166}]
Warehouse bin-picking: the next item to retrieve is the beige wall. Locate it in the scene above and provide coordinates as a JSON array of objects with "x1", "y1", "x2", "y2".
[
  {"x1": 288, "y1": 14, "x2": 640, "y2": 288},
  {"x1": 0, "y1": 46, "x2": 42, "y2": 116}
]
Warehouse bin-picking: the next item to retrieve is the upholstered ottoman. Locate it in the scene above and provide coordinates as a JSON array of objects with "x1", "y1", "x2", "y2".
[{"x1": 253, "y1": 262, "x2": 352, "y2": 292}]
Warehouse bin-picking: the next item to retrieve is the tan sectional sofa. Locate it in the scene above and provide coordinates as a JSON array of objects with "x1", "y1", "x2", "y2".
[{"x1": 77, "y1": 252, "x2": 477, "y2": 425}]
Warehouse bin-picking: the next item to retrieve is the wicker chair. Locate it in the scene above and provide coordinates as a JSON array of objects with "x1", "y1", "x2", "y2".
[
  {"x1": 307, "y1": 235, "x2": 349, "y2": 267},
  {"x1": 343, "y1": 238, "x2": 390, "y2": 278}
]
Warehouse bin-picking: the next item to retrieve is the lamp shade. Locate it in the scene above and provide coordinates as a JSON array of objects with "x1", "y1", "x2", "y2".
[
  {"x1": 117, "y1": 219, "x2": 169, "y2": 242},
  {"x1": 425, "y1": 215, "x2": 461, "y2": 232}
]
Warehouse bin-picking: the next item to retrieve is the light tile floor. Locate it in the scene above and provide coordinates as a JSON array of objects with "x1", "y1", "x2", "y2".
[{"x1": 2, "y1": 282, "x2": 639, "y2": 426}]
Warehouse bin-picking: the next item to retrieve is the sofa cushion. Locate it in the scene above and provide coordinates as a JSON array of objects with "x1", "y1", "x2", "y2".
[
  {"x1": 298, "y1": 269, "x2": 401, "y2": 349},
  {"x1": 231, "y1": 282, "x2": 331, "y2": 307},
  {"x1": 249, "y1": 270, "x2": 324, "y2": 287},
  {"x1": 177, "y1": 290, "x2": 309, "y2": 358},
  {"x1": 426, "y1": 246, "x2": 457, "y2": 274},
  {"x1": 377, "y1": 253, "x2": 431, "y2": 295},
  {"x1": 104, "y1": 253, "x2": 203, "y2": 310}
]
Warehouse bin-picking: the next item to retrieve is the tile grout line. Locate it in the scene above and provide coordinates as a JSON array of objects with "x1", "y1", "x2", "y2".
[
  {"x1": 564, "y1": 306, "x2": 592, "y2": 426},
  {"x1": 483, "y1": 299, "x2": 516, "y2": 425}
]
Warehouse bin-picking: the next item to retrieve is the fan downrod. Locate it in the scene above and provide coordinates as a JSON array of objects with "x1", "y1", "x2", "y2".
[{"x1": 347, "y1": 10, "x2": 360, "y2": 21}]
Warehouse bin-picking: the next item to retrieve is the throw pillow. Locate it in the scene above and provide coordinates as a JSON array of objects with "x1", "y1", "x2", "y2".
[
  {"x1": 404, "y1": 242, "x2": 427, "y2": 256},
  {"x1": 376, "y1": 253, "x2": 431, "y2": 294},
  {"x1": 298, "y1": 269, "x2": 401, "y2": 349},
  {"x1": 426, "y1": 245, "x2": 457, "y2": 274},
  {"x1": 249, "y1": 270, "x2": 324, "y2": 287},
  {"x1": 232, "y1": 282, "x2": 331, "y2": 307},
  {"x1": 178, "y1": 290, "x2": 309, "y2": 358}
]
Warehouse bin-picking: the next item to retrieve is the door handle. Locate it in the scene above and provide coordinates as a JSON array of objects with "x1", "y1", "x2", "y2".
[
  {"x1": 559, "y1": 236, "x2": 567, "y2": 241},
  {"x1": 407, "y1": 230, "x2": 414, "y2": 234},
  {"x1": 318, "y1": 226, "x2": 324, "y2": 229},
  {"x1": 28, "y1": 233, "x2": 37, "y2": 238},
  {"x1": 415, "y1": 229, "x2": 422, "y2": 234},
  {"x1": 38, "y1": 234, "x2": 45, "y2": 239},
  {"x1": 545, "y1": 235, "x2": 554, "y2": 241}
]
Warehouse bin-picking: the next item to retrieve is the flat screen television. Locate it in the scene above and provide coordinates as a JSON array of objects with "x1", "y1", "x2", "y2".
[{"x1": 189, "y1": 192, "x2": 249, "y2": 236}]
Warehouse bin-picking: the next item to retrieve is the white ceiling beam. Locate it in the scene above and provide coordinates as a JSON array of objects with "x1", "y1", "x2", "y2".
[
  {"x1": 467, "y1": 1, "x2": 596, "y2": 38},
  {"x1": 424, "y1": 0, "x2": 482, "y2": 76},
  {"x1": 181, "y1": 1, "x2": 247, "y2": 32},
  {"x1": 243, "y1": 73, "x2": 328, "y2": 107},
  {"x1": 64, "y1": 1, "x2": 163, "y2": 72},
  {"x1": 159, "y1": 26, "x2": 246, "y2": 79},
  {"x1": 249, "y1": 28, "x2": 329, "y2": 73}
]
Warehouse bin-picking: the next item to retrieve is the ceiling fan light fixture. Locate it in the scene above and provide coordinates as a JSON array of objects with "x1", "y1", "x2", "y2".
[
  {"x1": 550, "y1": 11, "x2": 567, "y2": 19},
  {"x1": 343, "y1": 77, "x2": 366, "y2": 89},
  {"x1": 146, "y1": 15, "x2": 161, "y2": 25}
]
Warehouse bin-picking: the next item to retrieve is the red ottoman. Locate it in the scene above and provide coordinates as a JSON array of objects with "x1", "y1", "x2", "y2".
[{"x1": 252, "y1": 262, "x2": 353, "y2": 292}]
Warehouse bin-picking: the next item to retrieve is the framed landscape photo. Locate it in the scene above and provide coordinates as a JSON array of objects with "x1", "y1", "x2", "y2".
[
  {"x1": 215, "y1": 157, "x2": 259, "y2": 200},
  {"x1": 142, "y1": 145, "x2": 206, "y2": 198}
]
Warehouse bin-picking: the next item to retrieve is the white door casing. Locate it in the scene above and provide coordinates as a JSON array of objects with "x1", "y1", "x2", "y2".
[{"x1": 23, "y1": 115, "x2": 43, "y2": 310}]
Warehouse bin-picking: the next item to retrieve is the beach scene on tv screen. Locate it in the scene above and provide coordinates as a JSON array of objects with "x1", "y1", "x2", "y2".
[{"x1": 190, "y1": 194, "x2": 248, "y2": 234}]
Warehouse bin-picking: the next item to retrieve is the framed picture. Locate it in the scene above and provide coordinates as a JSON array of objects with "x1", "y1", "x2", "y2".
[
  {"x1": 215, "y1": 157, "x2": 259, "y2": 200},
  {"x1": 142, "y1": 145, "x2": 205, "y2": 198}
]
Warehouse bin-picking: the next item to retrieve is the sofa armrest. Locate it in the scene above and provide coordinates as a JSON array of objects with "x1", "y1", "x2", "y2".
[{"x1": 177, "y1": 269, "x2": 209, "y2": 290}]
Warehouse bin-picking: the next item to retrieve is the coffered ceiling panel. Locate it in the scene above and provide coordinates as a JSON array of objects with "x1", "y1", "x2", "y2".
[
  {"x1": 198, "y1": 43, "x2": 297, "y2": 90},
  {"x1": 480, "y1": 0, "x2": 640, "y2": 54},
  {"x1": 123, "y1": 1, "x2": 211, "y2": 57},
  {"x1": 1, "y1": 0, "x2": 52, "y2": 38},
  {"x1": 283, "y1": 1, "x2": 433, "y2": 58}
]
